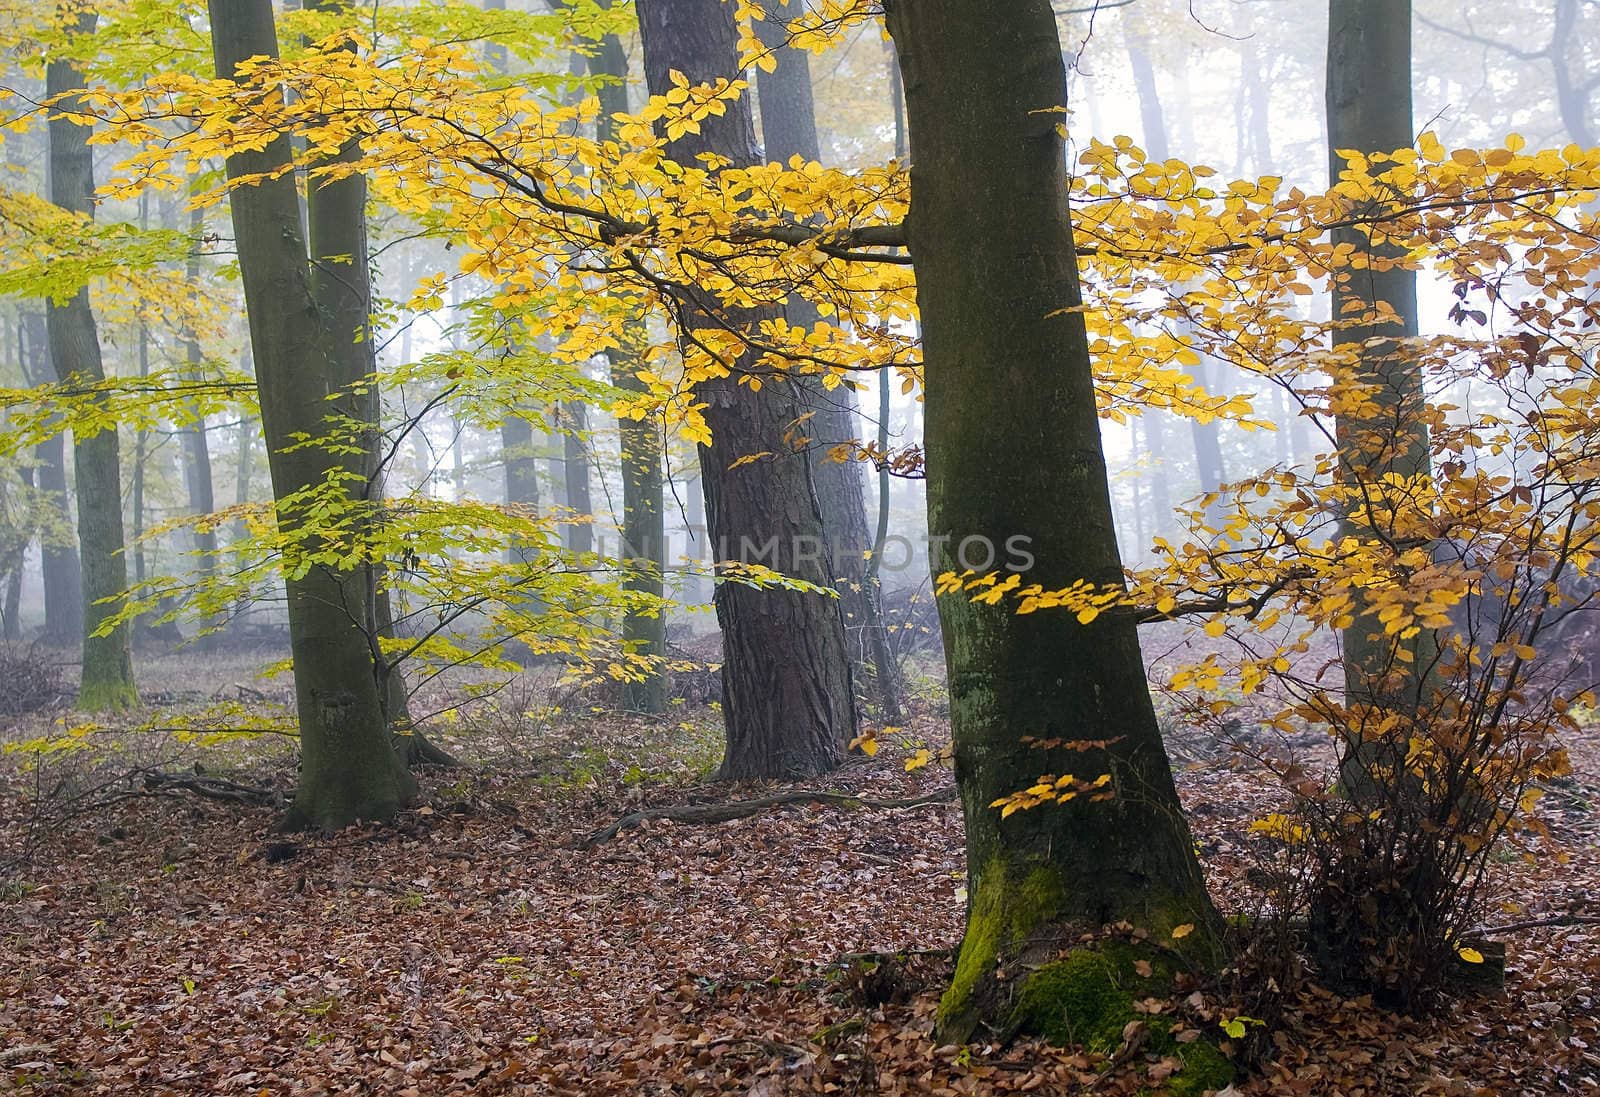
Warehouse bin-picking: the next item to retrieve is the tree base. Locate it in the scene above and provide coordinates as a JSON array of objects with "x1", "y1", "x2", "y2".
[
  {"x1": 76, "y1": 677, "x2": 138, "y2": 714},
  {"x1": 277, "y1": 765, "x2": 417, "y2": 833},
  {"x1": 953, "y1": 938, "x2": 1233, "y2": 1096}
]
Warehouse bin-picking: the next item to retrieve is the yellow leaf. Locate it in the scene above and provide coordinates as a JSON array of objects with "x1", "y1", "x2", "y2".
[
  {"x1": 1171, "y1": 923, "x2": 1195, "y2": 940},
  {"x1": 1076, "y1": 607, "x2": 1099, "y2": 625},
  {"x1": 1456, "y1": 946, "x2": 1485, "y2": 965},
  {"x1": 1204, "y1": 619, "x2": 1226, "y2": 638}
]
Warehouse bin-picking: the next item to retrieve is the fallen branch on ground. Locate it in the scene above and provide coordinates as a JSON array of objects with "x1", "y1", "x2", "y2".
[
  {"x1": 1484, "y1": 912, "x2": 1600, "y2": 933},
  {"x1": 142, "y1": 770, "x2": 281, "y2": 807},
  {"x1": 578, "y1": 785, "x2": 957, "y2": 848}
]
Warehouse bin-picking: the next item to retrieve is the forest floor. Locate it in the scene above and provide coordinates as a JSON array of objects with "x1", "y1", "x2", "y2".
[{"x1": 0, "y1": 646, "x2": 1598, "y2": 1095}]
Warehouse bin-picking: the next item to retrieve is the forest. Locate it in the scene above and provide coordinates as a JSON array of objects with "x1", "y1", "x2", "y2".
[{"x1": 0, "y1": 0, "x2": 1598, "y2": 1093}]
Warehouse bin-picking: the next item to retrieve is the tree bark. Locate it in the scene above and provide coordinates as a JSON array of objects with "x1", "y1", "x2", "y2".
[
  {"x1": 637, "y1": 0, "x2": 857, "y2": 777},
  {"x1": 45, "y1": 11, "x2": 138, "y2": 711},
  {"x1": 755, "y1": 1, "x2": 901, "y2": 720},
  {"x1": 589, "y1": 13, "x2": 668, "y2": 716},
  {"x1": 209, "y1": 0, "x2": 416, "y2": 830},
  {"x1": 1327, "y1": 0, "x2": 1432, "y2": 798},
  {"x1": 558, "y1": 400, "x2": 593, "y2": 554},
  {"x1": 181, "y1": 205, "x2": 220, "y2": 648},
  {"x1": 884, "y1": 0, "x2": 1218, "y2": 1046}
]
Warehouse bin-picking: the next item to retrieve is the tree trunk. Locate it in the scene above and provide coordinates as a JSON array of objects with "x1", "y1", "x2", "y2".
[
  {"x1": 637, "y1": 0, "x2": 856, "y2": 777},
  {"x1": 181, "y1": 205, "x2": 220, "y2": 647},
  {"x1": 19, "y1": 311, "x2": 81, "y2": 645},
  {"x1": 45, "y1": 13, "x2": 138, "y2": 711},
  {"x1": 755, "y1": 1, "x2": 901, "y2": 720},
  {"x1": 884, "y1": 0, "x2": 1219, "y2": 1049},
  {"x1": 1327, "y1": 0, "x2": 1431, "y2": 798},
  {"x1": 559, "y1": 400, "x2": 593, "y2": 554},
  {"x1": 209, "y1": 0, "x2": 416, "y2": 830}
]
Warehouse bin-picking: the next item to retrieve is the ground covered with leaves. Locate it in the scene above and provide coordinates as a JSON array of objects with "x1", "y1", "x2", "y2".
[{"x1": 1, "y1": 653, "x2": 1598, "y2": 1095}]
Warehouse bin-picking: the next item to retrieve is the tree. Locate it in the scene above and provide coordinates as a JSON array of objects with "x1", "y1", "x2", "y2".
[
  {"x1": 16, "y1": 310, "x2": 81, "y2": 644},
  {"x1": 882, "y1": 0, "x2": 1218, "y2": 1047},
  {"x1": 1326, "y1": 0, "x2": 1431, "y2": 798},
  {"x1": 754, "y1": 0, "x2": 902, "y2": 720},
  {"x1": 179, "y1": 204, "x2": 219, "y2": 648},
  {"x1": 45, "y1": 7, "x2": 137, "y2": 711},
  {"x1": 208, "y1": 0, "x2": 416, "y2": 830},
  {"x1": 636, "y1": 0, "x2": 857, "y2": 777},
  {"x1": 585, "y1": 19, "x2": 669, "y2": 713},
  {"x1": 1126, "y1": 30, "x2": 1229, "y2": 517}
]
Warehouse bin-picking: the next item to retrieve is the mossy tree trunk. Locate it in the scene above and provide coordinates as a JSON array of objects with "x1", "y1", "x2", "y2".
[
  {"x1": 209, "y1": 0, "x2": 416, "y2": 830},
  {"x1": 883, "y1": 0, "x2": 1218, "y2": 1044},
  {"x1": 1326, "y1": 0, "x2": 1432, "y2": 800},
  {"x1": 755, "y1": 2, "x2": 902, "y2": 721},
  {"x1": 637, "y1": 0, "x2": 857, "y2": 777},
  {"x1": 45, "y1": 13, "x2": 138, "y2": 712}
]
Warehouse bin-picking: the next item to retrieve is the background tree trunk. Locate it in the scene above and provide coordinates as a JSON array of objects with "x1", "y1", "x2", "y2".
[
  {"x1": 181, "y1": 205, "x2": 220, "y2": 648},
  {"x1": 885, "y1": 0, "x2": 1218, "y2": 1047},
  {"x1": 45, "y1": 12, "x2": 138, "y2": 711},
  {"x1": 755, "y1": 1, "x2": 901, "y2": 720},
  {"x1": 1327, "y1": 0, "x2": 1431, "y2": 798},
  {"x1": 637, "y1": 0, "x2": 857, "y2": 777},
  {"x1": 18, "y1": 311, "x2": 81, "y2": 644},
  {"x1": 209, "y1": 0, "x2": 416, "y2": 830},
  {"x1": 584, "y1": 18, "x2": 668, "y2": 714}
]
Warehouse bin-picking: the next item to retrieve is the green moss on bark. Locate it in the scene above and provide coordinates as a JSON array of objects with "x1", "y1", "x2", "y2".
[{"x1": 939, "y1": 857, "x2": 1064, "y2": 1032}]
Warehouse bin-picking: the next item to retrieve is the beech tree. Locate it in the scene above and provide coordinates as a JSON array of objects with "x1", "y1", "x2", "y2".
[
  {"x1": 754, "y1": 0, "x2": 902, "y2": 719},
  {"x1": 636, "y1": 0, "x2": 857, "y2": 778},
  {"x1": 882, "y1": 0, "x2": 1218, "y2": 1044},
  {"x1": 208, "y1": 0, "x2": 416, "y2": 830},
  {"x1": 1326, "y1": 0, "x2": 1430, "y2": 798},
  {"x1": 45, "y1": 8, "x2": 137, "y2": 711}
]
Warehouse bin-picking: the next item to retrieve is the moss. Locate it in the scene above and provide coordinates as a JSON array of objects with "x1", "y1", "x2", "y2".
[
  {"x1": 1012, "y1": 948, "x2": 1139, "y2": 1049},
  {"x1": 1165, "y1": 1036, "x2": 1234, "y2": 1096},
  {"x1": 76, "y1": 678, "x2": 138, "y2": 714},
  {"x1": 1010, "y1": 943, "x2": 1232, "y2": 1095},
  {"x1": 938, "y1": 857, "x2": 1065, "y2": 1034}
]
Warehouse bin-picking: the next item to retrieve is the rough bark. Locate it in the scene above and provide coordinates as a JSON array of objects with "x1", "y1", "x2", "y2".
[
  {"x1": 209, "y1": 0, "x2": 416, "y2": 830},
  {"x1": 755, "y1": 1, "x2": 901, "y2": 719},
  {"x1": 884, "y1": 0, "x2": 1219, "y2": 1047},
  {"x1": 637, "y1": 0, "x2": 856, "y2": 777},
  {"x1": 45, "y1": 13, "x2": 138, "y2": 711},
  {"x1": 1327, "y1": 0, "x2": 1432, "y2": 798}
]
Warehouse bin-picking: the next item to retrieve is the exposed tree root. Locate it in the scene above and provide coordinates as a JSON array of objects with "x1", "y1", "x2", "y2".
[
  {"x1": 578, "y1": 785, "x2": 956, "y2": 848},
  {"x1": 395, "y1": 729, "x2": 461, "y2": 768}
]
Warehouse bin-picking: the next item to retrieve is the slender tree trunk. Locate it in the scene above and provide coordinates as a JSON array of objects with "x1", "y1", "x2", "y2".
[
  {"x1": 19, "y1": 312, "x2": 81, "y2": 644},
  {"x1": 1127, "y1": 36, "x2": 1229, "y2": 517},
  {"x1": 559, "y1": 400, "x2": 593, "y2": 554},
  {"x1": 181, "y1": 205, "x2": 220, "y2": 647},
  {"x1": 884, "y1": 0, "x2": 1218, "y2": 1047},
  {"x1": 587, "y1": 19, "x2": 670, "y2": 713},
  {"x1": 755, "y1": 0, "x2": 900, "y2": 718},
  {"x1": 45, "y1": 12, "x2": 138, "y2": 711},
  {"x1": 1327, "y1": 0, "x2": 1431, "y2": 799},
  {"x1": 638, "y1": 0, "x2": 857, "y2": 777},
  {"x1": 209, "y1": 0, "x2": 416, "y2": 830}
]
